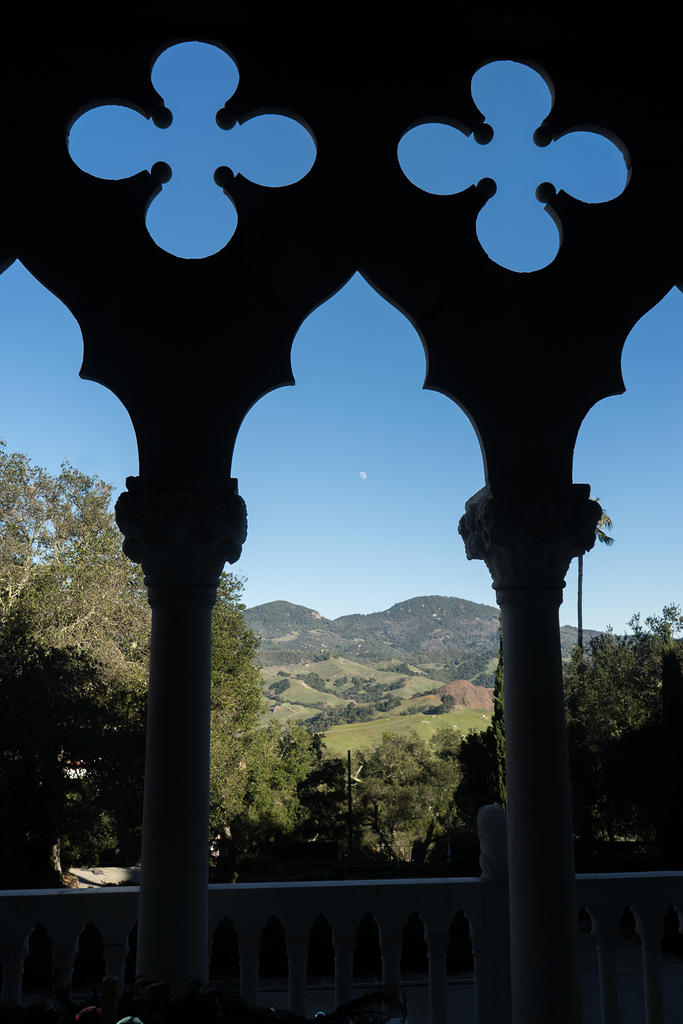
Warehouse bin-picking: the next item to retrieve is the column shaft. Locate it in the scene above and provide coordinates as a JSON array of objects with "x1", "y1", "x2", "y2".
[
  {"x1": 476, "y1": 804, "x2": 511, "y2": 1024},
  {"x1": 52, "y1": 941, "x2": 76, "y2": 998},
  {"x1": 426, "y1": 930, "x2": 448, "y2": 1024},
  {"x1": 0, "y1": 948, "x2": 25, "y2": 1005},
  {"x1": 380, "y1": 932, "x2": 402, "y2": 989},
  {"x1": 103, "y1": 941, "x2": 129, "y2": 984},
  {"x1": 593, "y1": 925, "x2": 619, "y2": 1024},
  {"x1": 116, "y1": 475, "x2": 247, "y2": 995},
  {"x1": 459, "y1": 485, "x2": 600, "y2": 1024},
  {"x1": 333, "y1": 934, "x2": 355, "y2": 1007},
  {"x1": 239, "y1": 936, "x2": 260, "y2": 1005},
  {"x1": 135, "y1": 593, "x2": 213, "y2": 991},
  {"x1": 636, "y1": 917, "x2": 664, "y2": 1024},
  {"x1": 500, "y1": 595, "x2": 581, "y2": 1024},
  {"x1": 286, "y1": 935, "x2": 308, "y2": 1017}
]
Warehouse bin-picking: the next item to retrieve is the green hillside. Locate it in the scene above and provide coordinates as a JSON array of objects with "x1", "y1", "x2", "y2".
[
  {"x1": 260, "y1": 654, "x2": 494, "y2": 752},
  {"x1": 247, "y1": 594, "x2": 501, "y2": 683},
  {"x1": 322, "y1": 707, "x2": 492, "y2": 756},
  {"x1": 247, "y1": 594, "x2": 591, "y2": 684},
  {"x1": 250, "y1": 594, "x2": 596, "y2": 753}
]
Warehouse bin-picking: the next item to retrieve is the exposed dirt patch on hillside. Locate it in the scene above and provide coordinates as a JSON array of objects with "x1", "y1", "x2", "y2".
[{"x1": 437, "y1": 679, "x2": 494, "y2": 710}]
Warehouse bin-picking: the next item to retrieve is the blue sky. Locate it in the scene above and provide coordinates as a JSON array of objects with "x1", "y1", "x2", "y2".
[{"x1": 0, "y1": 42, "x2": 680, "y2": 633}]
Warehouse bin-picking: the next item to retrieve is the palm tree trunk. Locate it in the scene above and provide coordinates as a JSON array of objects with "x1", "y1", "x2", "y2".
[{"x1": 577, "y1": 553, "x2": 583, "y2": 650}]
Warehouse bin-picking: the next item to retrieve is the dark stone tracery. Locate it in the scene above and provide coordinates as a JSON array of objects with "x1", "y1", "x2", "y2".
[
  {"x1": 1, "y1": 9, "x2": 682, "y2": 1017},
  {"x1": 2, "y1": 10, "x2": 681, "y2": 489}
]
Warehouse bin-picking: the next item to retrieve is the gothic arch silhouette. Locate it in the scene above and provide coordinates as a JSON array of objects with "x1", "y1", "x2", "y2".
[{"x1": 1, "y1": 13, "x2": 683, "y2": 1022}]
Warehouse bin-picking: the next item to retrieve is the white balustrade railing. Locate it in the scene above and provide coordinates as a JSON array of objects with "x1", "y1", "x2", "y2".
[
  {"x1": 1, "y1": 872, "x2": 683, "y2": 1023},
  {"x1": 0, "y1": 877, "x2": 501, "y2": 1023},
  {"x1": 576, "y1": 872, "x2": 683, "y2": 1024}
]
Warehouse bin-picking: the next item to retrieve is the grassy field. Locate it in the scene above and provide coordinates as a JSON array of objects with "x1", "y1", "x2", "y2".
[
  {"x1": 267, "y1": 702, "x2": 317, "y2": 724},
  {"x1": 260, "y1": 653, "x2": 492, "y2": 753},
  {"x1": 261, "y1": 656, "x2": 441, "y2": 693},
  {"x1": 321, "y1": 707, "x2": 491, "y2": 756},
  {"x1": 261, "y1": 656, "x2": 443, "y2": 719},
  {"x1": 273, "y1": 678, "x2": 346, "y2": 708}
]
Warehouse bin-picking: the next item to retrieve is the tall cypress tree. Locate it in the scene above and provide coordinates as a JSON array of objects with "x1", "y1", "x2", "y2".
[
  {"x1": 455, "y1": 616, "x2": 506, "y2": 826},
  {"x1": 658, "y1": 644, "x2": 683, "y2": 863},
  {"x1": 491, "y1": 617, "x2": 506, "y2": 809}
]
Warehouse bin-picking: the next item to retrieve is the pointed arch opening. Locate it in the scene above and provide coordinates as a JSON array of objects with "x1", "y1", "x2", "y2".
[
  {"x1": 447, "y1": 910, "x2": 474, "y2": 976},
  {"x1": 21, "y1": 924, "x2": 52, "y2": 997},
  {"x1": 400, "y1": 912, "x2": 427, "y2": 977},
  {"x1": 72, "y1": 921, "x2": 105, "y2": 994},
  {"x1": 232, "y1": 272, "x2": 487, "y2": 622},
  {"x1": 354, "y1": 913, "x2": 382, "y2": 980},
  {"x1": 571, "y1": 286, "x2": 683, "y2": 637},
  {"x1": 307, "y1": 914, "x2": 334, "y2": 981},
  {"x1": 258, "y1": 916, "x2": 288, "y2": 981},
  {"x1": 0, "y1": 262, "x2": 139, "y2": 492},
  {"x1": 210, "y1": 916, "x2": 240, "y2": 983}
]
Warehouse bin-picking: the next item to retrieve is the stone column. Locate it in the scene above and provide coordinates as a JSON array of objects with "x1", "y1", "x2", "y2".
[
  {"x1": 475, "y1": 804, "x2": 511, "y2": 1024},
  {"x1": 238, "y1": 935, "x2": 260, "y2": 1005},
  {"x1": 379, "y1": 930, "x2": 402, "y2": 989},
  {"x1": 634, "y1": 913, "x2": 664, "y2": 1024},
  {"x1": 459, "y1": 484, "x2": 600, "y2": 1024},
  {"x1": 52, "y1": 940, "x2": 77, "y2": 999},
  {"x1": 591, "y1": 921, "x2": 619, "y2": 1024},
  {"x1": 332, "y1": 931, "x2": 355, "y2": 1008},
  {"x1": 115, "y1": 475, "x2": 246, "y2": 995},
  {"x1": 0, "y1": 947, "x2": 26, "y2": 1005},
  {"x1": 286, "y1": 933, "x2": 308, "y2": 1017},
  {"x1": 102, "y1": 940, "x2": 128, "y2": 985},
  {"x1": 425, "y1": 927, "x2": 448, "y2": 1024}
]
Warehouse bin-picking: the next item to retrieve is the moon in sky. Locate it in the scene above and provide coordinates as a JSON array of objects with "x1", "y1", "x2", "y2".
[{"x1": 359, "y1": 471, "x2": 367, "y2": 480}]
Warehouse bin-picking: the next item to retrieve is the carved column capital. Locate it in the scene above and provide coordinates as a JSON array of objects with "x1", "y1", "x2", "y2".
[
  {"x1": 458, "y1": 484, "x2": 601, "y2": 603},
  {"x1": 115, "y1": 476, "x2": 247, "y2": 591}
]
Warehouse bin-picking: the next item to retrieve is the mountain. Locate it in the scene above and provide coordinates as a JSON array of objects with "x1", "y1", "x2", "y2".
[
  {"x1": 243, "y1": 600, "x2": 351, "y2": 656},
  {"x1": 245, "y1": 595, "x2": 498, "y2": 670},
  {"x1": 245, "y1": 595, "x2": 591, "y2": 684},
  {"x1": 246, "y1": 595, "x2": 596, "y2": 751}
]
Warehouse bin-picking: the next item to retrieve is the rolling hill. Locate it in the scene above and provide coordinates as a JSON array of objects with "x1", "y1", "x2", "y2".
[
  {"x1": 246, "y1": 594, "x2": 588, "y2": 680},
  {"x1": 246, "y1": 595, "x2": 594, "y2": 751}
]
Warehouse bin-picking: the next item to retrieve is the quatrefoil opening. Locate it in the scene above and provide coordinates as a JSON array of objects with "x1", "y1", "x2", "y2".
[
  {"x1": 398, "y1": 60, "x2": 629, "y2": 273},
  {"x1": 68, "y1": 41, "x2": 317, "y2": 259}
]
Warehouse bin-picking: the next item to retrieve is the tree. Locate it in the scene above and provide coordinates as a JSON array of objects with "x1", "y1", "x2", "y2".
[
  {"x1": 0, "y1": 443, "x2": 277, "y2": 882},
  {"x1": 455, "y1": 729, "x2": 500, "y2": 832},
  {"x1": 209, "y1": 573, "x2": 268, "y2": 834},
  {"x1": 0, "y1": 441, "x2": 297, "y2": 883},
  {"x1": 0, "y1": 444, "x2": 151, "y2": 883},
  {"x1": 222, "y1": 723, "x2": 322, "y2": 861},
  {"x1": 295, "y1": 733, "x2": 347, "y2": 845},
  {"x1": 354, "y1": 729, "x2": 460, "y2": 861},
  {"x1": 564, "y1": 605, "x2": 683, "y2": 854},
  {"x1": 0, "y1": 440, "x2": 150, "y2": 674},
  {"x1": 0, "y1": 614, "x2": 146, "y2": 885},
  {"x1": 656, "y1": 642, "x2": 683, "y2": 862},
  {"x1": 207, "y1": 575, "x2": 340, "y2": 865},
  {"x1": 577, "y1": 498, "x2": 614, "y2": 651},
  {"x1": 455, "y1": 618, "x2": 505, "y2": 827},
  {"x1": 491, "y1": 619, "x2": 506, "y2": 808}
]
